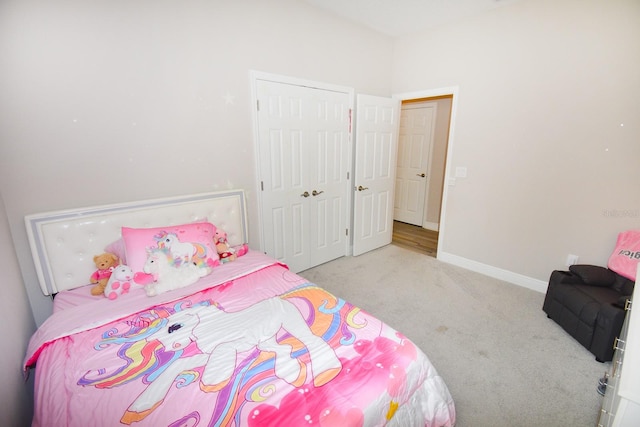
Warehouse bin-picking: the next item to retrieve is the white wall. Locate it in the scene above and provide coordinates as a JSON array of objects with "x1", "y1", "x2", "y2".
[
  {"x1": 0, "y1": 0, "x2": 393, "y2": 326},
  {"x1": 0, "y1": 194, "x2": 35, "y2": 425},
  {"x1": 392, "y1": 0, "x2": 640, "y2": 283}
]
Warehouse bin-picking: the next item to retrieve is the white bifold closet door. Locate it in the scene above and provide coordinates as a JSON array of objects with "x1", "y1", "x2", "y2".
[{"x1": 255, "y1": 78, "x2": 351, "y2": 273}]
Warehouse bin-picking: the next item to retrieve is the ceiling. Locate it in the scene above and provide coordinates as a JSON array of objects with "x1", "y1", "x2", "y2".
[{"x1": 301, "y1": 0, "x2": 525, "y2": 38}]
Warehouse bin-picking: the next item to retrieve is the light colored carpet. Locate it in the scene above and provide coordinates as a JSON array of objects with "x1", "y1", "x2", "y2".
[{"x1": 299, "y1": 244, "x2": 608, "y2": 427}]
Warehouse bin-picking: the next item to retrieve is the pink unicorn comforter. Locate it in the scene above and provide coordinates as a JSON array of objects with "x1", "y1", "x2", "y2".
[{"x1": 24, "y1": 252, "x2": 455, "y2": 427}]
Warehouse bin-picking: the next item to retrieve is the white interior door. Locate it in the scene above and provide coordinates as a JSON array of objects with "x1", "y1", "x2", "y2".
[
  {"x1": 352, "y1": 94, "x2": 400, "y2": 256},
  {"x1": 394, "y1": 103, "x2": 436, "y2": 226},
  {"x1": 308, "y1": 93, "x2": 351, "y2": 268},
  {"x1": 255, "y1": 78, "x2": 351, "y2": 273}
]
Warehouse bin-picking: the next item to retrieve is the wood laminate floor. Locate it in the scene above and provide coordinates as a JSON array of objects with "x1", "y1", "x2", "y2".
[{"x1": 391, "y1": 220, "x2": 438, "y2": 257}]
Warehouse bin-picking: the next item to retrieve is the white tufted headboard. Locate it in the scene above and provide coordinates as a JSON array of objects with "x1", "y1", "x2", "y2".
[{"x1": 25, "y1": 190, "x2": 248, "y2": 296}]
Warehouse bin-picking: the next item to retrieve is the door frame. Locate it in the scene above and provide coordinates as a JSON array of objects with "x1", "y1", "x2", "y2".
[
  {"x1": 249, "y1": 70, "x2": 355, "y2": 256},
  {"x1": 393, "y1": 86, "x2": 459, "y2": 260}
]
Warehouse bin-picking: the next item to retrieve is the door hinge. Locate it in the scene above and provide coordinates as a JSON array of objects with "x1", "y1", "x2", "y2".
[
  {"x1": 345, "y1": 228, "x2": 348, "y2": 236},
  {"x1": 347, "y1": 171, "x2": 350, "y2": 180},
  {"x1": 257, "y1": 100, "x2": 260, "y2": 111},
  {"x1": 261, "y1": 181, "x2": 264, "y2": 191}
]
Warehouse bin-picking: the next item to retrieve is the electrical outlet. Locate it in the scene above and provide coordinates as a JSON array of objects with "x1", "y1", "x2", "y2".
[{"x1": 566, "y1": 254, "x2": 579, "y2": 266}]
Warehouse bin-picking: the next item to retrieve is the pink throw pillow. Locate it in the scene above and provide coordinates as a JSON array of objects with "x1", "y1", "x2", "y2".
[
  {"x1": 107, "y1": 218, "x2": 210, "y2": 265},
  {"x1": 104, "y1": 238, "x2": 127, "y2": 264},
  {"x1": 122, "y1": 222, "x2": 219, "y2": 275},
  {"x1": 608, "y1": 230, "x2": 640, "y2": 281}
]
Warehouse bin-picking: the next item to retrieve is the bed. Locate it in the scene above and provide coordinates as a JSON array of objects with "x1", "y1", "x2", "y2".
[{"x1": 23, "y1": 190, "x2": 456, "y2": 427}]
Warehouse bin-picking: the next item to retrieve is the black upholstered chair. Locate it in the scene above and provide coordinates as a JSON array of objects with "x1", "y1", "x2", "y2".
[{"x1": 542, "y1": 264, "x2": 634, "y2": 362}]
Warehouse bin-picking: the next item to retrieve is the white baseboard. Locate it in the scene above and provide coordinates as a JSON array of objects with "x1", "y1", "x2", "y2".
[{"x1": 437, "y1": 250, "x2": 548, "y2": 293}]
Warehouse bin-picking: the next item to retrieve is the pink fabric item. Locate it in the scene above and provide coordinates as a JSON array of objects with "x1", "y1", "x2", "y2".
[
  {"x1": 122, "y1": 222, "x2": 219, "y2": 275},
  {"x1": 52, "y1": 284, "x2": 96, "y2": 313},
  {"x1": 25, "y1": 252, "x2": 456, "y2": 427},
  {"x1": 106, "y1": 219, "x2": 212, "y2": 265},
  {"x1": 608, "y1": 230, "x2": 640, "y2": 281},
  {"x1": 104, "y1": 238, "x2": 127, "y2": 264},
  {"x1": 89, "y1": 268, "x2": 111, "y2": 282}
]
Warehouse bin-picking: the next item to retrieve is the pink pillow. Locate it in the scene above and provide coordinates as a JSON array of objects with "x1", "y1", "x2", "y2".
[
  {"x1": 122, "y1": 222, "x2": 219, "y2": 274},
  {"x1": 608, "y1": 230, "x2": 640, "y2": 281},
  {"x1": 104, "y1": 238, "x2": 127, "y2": 264},
  {"x1": 108, "y1": 218, "x2": 210, "y2": 265}
]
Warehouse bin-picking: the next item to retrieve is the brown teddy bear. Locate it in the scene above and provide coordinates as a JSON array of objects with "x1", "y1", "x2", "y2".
[
  {"x1": 90, "y1": 253, "x2": 120, "y2": 296},
  {"x1": 213, "y1": 229, "x2": 249, "y2": 264}
]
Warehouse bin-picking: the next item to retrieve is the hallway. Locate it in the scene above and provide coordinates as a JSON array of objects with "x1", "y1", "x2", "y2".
[{"x1": 391, "y1": 221, "x2": 438, "y2": 257}]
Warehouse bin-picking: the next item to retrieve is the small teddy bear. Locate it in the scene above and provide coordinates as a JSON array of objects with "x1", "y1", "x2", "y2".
[
  {"x1": 213, "y1": 229, "x2": 248, "y2": 264},
  {"x1": 90, "y1": 253, "x2": 120, "y2": 296},
  {"x1": 214, "y1": 230, "x2": 236, "y2": 263},
  {"x1": 104, "y1": 264, "x2": 135, "y2": 300}
]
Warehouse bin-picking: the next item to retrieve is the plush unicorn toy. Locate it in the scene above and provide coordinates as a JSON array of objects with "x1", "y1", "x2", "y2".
[{"x1": 142, "y1": 248, "x2": 212, "y2": 297}]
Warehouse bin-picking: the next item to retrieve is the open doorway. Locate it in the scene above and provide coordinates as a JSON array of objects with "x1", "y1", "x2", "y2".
[
  {"x1": 392, "y1": 92, "x2": 455, "y2": 258},
  {"x1": 392, "y1": 220, "x2": 439, "y2": 256}
]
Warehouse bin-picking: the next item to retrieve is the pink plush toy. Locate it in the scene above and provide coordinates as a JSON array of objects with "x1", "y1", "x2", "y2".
[
  {"x1": 104, "y1": 264, "x2": 135, "y2": 300},
  {"x1": 213, "y1": 229, "x2": 248, "y2": 264}
]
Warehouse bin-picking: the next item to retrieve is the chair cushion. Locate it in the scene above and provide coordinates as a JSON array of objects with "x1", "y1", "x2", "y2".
[
  {"x1": 558, "y1": 284, "x2": 619, "y2": 326},
  {"x1": 613, "y1": 273, "x2": 635, "y2": 295},
  {"x1": 576, "y1": 285, "x2": 621, "y2": 306},
  {"x1": 569, "y1": 265, "x2": 616, "y2": 286}
]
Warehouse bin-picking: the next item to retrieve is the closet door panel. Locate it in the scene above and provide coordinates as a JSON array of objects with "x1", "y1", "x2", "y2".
[
  {"x1": 308, "y1": 94, "x2": 350, "y2": 267},
  {"x1": 256, "y1": 78, "x2": 350, "y2": 272},
  {"x1": 257, "y1": 82, "x2": 311, "y2": 272}
]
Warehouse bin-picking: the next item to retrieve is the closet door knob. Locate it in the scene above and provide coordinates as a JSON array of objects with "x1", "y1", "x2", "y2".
[
  {"x1": 417, "y1": 173, "x2": 426, "y2": 178},
  {"x1": 312, "y1": 190, "x2": 324, "y2": 196},
  {"x1": 301, "y1": 191, "x2": 310, "y2": 198},
  {"x1": 357, "y1": 185, "x2": 369, "y2": 191}
]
